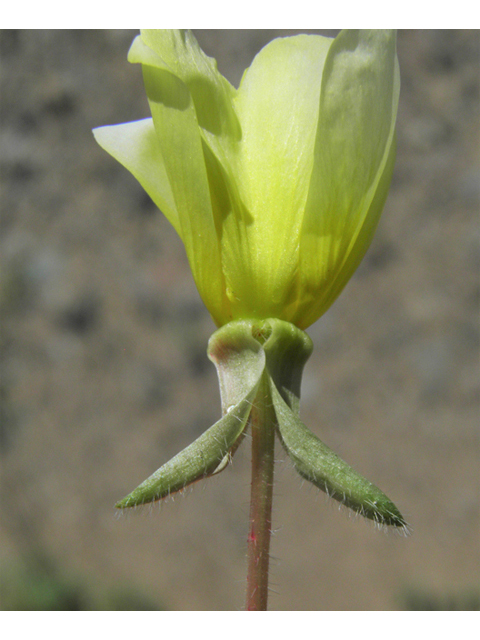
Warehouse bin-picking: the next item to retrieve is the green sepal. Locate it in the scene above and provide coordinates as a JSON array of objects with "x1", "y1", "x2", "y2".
[
  {"x1": 116, "y1": 318, "x2": 406, "y2": 530},
  {"x1": 115, "y1": 393, "x2": 257, "y2": 508},
  {"x1": 270, "y1": 381, "x2": 406, "y2": 528},
  {"x1": 260, "y1": 319, "x2": 406, "y2": 529},
  {"x1": 116, "y1": 320, "x2": 265, "y2": 508}
]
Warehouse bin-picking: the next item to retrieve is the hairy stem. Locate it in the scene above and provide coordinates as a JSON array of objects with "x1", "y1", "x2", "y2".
[{"x1": 245, "y1": 375, "x2": 276, "y2": 611}]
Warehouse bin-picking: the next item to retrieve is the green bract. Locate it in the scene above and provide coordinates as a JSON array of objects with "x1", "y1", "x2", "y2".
[{"x1": 93, "y1": 29, "x2": 399, "y2": 330}]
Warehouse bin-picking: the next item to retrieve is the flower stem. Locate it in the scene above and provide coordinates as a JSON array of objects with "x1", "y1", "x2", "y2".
[{"x1": 246, "y1": 375, "x2": 276, "y2": 611}]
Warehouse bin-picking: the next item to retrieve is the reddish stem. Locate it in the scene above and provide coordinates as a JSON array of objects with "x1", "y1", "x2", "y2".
[{"x1": 245, "y1": 377, "x2": 276, "y2": 611}]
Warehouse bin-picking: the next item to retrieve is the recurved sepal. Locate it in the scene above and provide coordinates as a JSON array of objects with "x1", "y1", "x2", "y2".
[{"x1": 116, "y1": 318, "x2": 406, "y2": 531}]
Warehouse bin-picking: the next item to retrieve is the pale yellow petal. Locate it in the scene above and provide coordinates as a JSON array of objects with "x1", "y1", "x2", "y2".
[
  {"x1": 221, "y1": 35, "x2": 333, "y2": 321},
  {"x1": 295, "y1": 30, "x2": 400, "y2": 328},
  {"x1": 93, "y1": 118, "x2": 180, "y2": 235},
  {"x1": 128, "y1": 33, "x2": 231, "y2": 324}
]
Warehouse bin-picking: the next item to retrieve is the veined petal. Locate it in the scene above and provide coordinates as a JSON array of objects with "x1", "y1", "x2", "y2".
[
  {"x1": 300, "y1": 133, "x2": 397, "y2": 329},
  {"x1": 138, "y1": 30, "x2": 240, "y2": 146},
  {"x1": 136, "y1": 31, "x2": 247, "y2": 327},
  {"x1": 128, "y1": 34, "x2": 229, "y2": 324},
  {"x1": 223, "y1": 35, "x2": 333, "y2": 320},
  {"x1": 137, "y1": 30, "x2": 243, "y2": 225},
  {"x1": 93, "y1": 118, "x2": 180, "y2": 235},
  {"x1": 296, "y1": 30, "x2": 400, "y2": 329}
]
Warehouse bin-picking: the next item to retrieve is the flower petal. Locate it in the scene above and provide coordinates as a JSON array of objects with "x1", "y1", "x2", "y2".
[
  {"x1": 138, "y1": 29, "x2": 240, "y2": 145},
  {"x1": 93, "y1": 118, "x2": 180, "y2": 235},
  {"x1": 296, "y1": 29, "x2": 400, "y2": 328},
  {"x1": 128, "y1": 33, "x2": 230, "y2": 324},
  {"x1": 306, "y1": 132, "x2": 398, "y2": 328},
  {"x1": 222, "y1": 35, "x2": 333, "y2": 320}
]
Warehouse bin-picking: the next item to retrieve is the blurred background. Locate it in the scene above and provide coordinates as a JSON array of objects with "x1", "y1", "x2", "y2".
[{"x1": 0, "y1": 29, "x2": 478, "y2": 611}]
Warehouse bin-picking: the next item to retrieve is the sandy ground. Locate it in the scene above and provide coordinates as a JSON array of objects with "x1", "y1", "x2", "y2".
[{"x1": 0, "y1": 29, "x2": 479, "y2": 611}]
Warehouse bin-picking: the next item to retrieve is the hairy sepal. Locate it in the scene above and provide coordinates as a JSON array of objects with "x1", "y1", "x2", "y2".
[
  {"x1": 115, "y1": 392, "x2": 258, "y2": 508},
  {"x1": 260, "y1": 319, "x2": 406, "y2": 529},
  {"x1": 116, "y1": 320, "x2": 265, "y2": 508},
  {"x1": 117, "y1": 317, "x2": 406, "y2": 529},
  {"x1": 270, "y1": 380, "x2": 406, "y2": 528}
]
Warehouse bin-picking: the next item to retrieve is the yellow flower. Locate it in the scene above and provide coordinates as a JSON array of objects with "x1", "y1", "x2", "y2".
[
  {"x1": 94, "y1": 29, "x2": 399, "y2": 330},
  {"x1": 94, "y1": 30, "x2": 406, "y2": 531}
]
